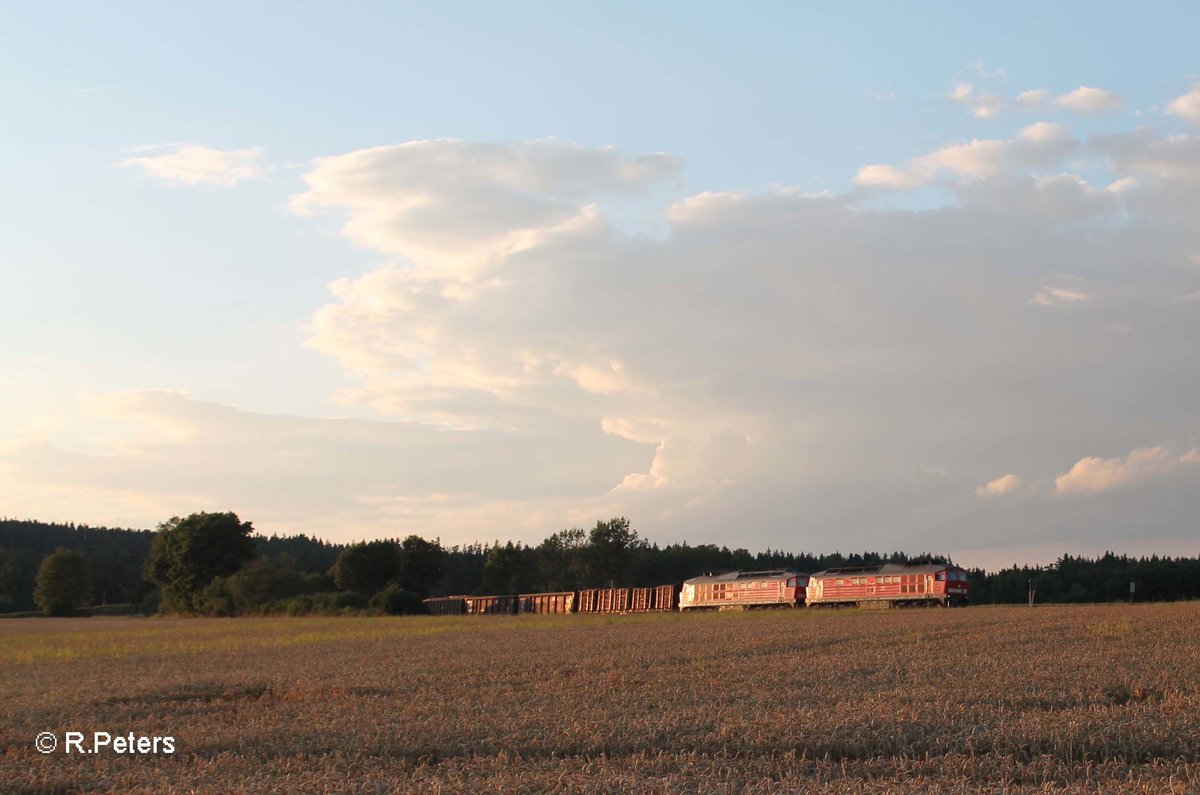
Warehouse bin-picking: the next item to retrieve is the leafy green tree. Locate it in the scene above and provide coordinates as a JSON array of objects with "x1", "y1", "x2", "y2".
[
  {"x1": 537, "y1": 528, "x2": 587, "y2": 591},
  {"x1": 331, "y1": 541, "x2": 401, "y2": 595},
  {"x1": 398, "y1": 536, "x2": 444, "y2": 597},
  {"x1": 482, "y1": 542, "x2": 536, "y2": 594},
  {"x1": 33, "y1": 547, "x2": 93, "y2": 616},
  {"x1": 586, "y1": 516, "x2": 644, "y2": 587},
  {"x1": 144, "y1": 512, "x2": 256, "y2": 613}
]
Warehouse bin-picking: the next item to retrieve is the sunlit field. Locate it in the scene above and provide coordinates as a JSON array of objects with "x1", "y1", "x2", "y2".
[{"x1": 3, "y1": 604, "x2": 1198, "y2": 793}]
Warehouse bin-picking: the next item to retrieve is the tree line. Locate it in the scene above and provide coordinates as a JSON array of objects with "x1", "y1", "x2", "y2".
[{"x1": 2, "y1": 515, "x2": 1198, "y2": 616}]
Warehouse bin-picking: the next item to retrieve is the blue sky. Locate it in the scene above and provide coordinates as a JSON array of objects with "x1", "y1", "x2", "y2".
[{"x1": 3, "y1": 3, "x2": 1200, "y2": 568}]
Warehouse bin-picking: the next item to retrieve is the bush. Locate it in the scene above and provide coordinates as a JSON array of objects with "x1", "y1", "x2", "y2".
[
  {"x1": 137, "y1": 588, "x2": 162, "y2": 616},
  {"x1": 325, "y1": 591, "x2": 369, "y2": 611},
  {"x1": 370, "y1": 584, "x2": 425, "y2": 615},
  {"x1": 196, "y1": 577, "x2": 235, "y2": 617},
  {"x1": 283, "y1": 595, "x2": 315, "y2": 616},
  {"x1": 225, "y1": 554, "x2": 308, "y2": 612}
]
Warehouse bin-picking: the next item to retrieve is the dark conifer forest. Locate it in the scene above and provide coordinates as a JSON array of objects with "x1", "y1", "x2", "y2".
[{"x1": 1, "y1": 516, "x2": 1197, "y2": 615}]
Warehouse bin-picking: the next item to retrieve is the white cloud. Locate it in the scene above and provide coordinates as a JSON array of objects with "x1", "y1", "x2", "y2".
[
  {"x1": 1094, "y1": 128, "x2": 1200, "y2": 183},
  {"x1": 1055, "y1": 446, "x2": 1198, "y2": 495},
  {"x1": 1016, "y1": 89, "x2": 1050, "y2": 109},
  {"x1": 967, "y1": 61, "x2": 1008, "y2": 81},
  {"x1": 289, "y1": 138, "x2": 681, "y2": 273},
  {"x1": 856, "y1": 122, "x2": 1076, "y2": 188},
  {"x1": 1055, "y1": 86, "x2": 1123, "y2": 114},
  {"x1": 1031, "y1": 284, "x2": 1094, "y2": 308},
  {"x1": 976, "y1": 474, "x2": 1020, "y2": 498},
  {"x1": 1166, "y1": 84, "x2": 1200, "y2": 124},
  {"x1": 119, "y1": 144, "x2": 264, "y2": 186},
  {"x1": 947, "y1": 83, "x2": 1122, "y2": 119},
  {"x1": 1105, "y1": 176, "x2": 1136, "y2": 194},
  {"x1": 949, "y1": 82, "x2": 1005, "y2": 119},
  {"x1": 277, "y1": 133, "x2": 1200, "y2": 553}
]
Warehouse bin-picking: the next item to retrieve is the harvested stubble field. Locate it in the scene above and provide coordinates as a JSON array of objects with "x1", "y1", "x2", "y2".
[{"x1": 2, "y1": 604, "x2": 1199, "y2": 794}]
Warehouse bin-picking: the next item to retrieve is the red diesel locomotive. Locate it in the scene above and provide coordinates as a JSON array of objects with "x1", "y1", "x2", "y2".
[
  {"x1": 805, "y1": 562, "x2": 970, "y2": 608},
  {"x1": 679, "y1": 569, "x2": 808, "y2": 610}
]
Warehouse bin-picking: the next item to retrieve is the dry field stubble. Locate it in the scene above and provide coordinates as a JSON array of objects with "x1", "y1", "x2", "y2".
[{"x1": 2, "y1": 604, "x2": 1199, "y2": 793}]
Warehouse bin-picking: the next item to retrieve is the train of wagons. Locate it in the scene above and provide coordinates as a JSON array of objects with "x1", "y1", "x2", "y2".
[{"x1": 423, "y1": 562, "x2": 970, "y2": 616}]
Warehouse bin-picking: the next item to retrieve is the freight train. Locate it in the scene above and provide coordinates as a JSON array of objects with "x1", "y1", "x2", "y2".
[{"x1": 423, "y1": 562, "x2": 969, "y2": 615}]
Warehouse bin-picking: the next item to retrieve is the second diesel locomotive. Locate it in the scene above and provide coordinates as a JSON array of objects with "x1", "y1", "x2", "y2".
[{"x1": 805, "y1": 562, "x2": 970, "y2": 608}]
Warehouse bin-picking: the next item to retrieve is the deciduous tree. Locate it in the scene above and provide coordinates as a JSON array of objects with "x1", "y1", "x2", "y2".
[
  {"x1": 144, "y1": 512, "x2": 256, "y2": 613},
  {"x1": 331, "y1": 541, "x2": 401, "y2": 596},
  {"x1": 34, "y1": 547, "x2": 93, "y2": 616},
  {"x1": 586, "y1": 517, "x2": 644, "y2": 587},
  {"x1": 398, "y1": 536, "x2": 444, "y2": 597}
]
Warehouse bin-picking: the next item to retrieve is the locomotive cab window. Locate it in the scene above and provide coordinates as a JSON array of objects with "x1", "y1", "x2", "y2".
[{"x1": 936, "y1": 571, "x2": 946, "y2": 581}]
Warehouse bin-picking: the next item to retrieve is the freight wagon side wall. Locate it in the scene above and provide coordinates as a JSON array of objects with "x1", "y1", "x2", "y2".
[
  {"x1": 653, "y1": 584, "x2": 679, "y2": 611},
  {"x1": 578, "y1": 585, "x2": 678, "y2": 613},
  {"x1": 465, "y1": 595, "x2": 517, "y2": 615},
  {"x1": 517, "y1": 592, "x2": 576, "y2": 614},
  {"x1": 423, "y1": 596, "x2": 466, "y2": 616}
]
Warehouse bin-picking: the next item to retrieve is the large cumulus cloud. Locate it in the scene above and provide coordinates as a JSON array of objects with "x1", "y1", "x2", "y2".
[
  {"x1": 9, "y1": 124, "x2": 1200, "y2": 566},
  {"x1": 287, "y1": 129, "x2": 1200, "y2": 562}
]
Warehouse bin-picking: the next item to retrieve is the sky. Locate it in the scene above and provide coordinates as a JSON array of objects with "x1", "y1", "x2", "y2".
[{"x1": 2, "y1": 3, "x2": 1200, "y2": 570}]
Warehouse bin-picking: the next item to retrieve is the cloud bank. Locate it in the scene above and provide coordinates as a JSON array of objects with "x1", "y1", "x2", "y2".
[{"x1": 14, "y1": 100, "x2": 1200, "y2": 567}]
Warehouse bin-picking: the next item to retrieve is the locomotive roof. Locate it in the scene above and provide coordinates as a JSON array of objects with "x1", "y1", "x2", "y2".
[
  {"x1": 683, "y1": 569, "x2": 803, "y2": 584},
  {"x1": 810, "y1": 562, "x2": 961, "y2": 577}
]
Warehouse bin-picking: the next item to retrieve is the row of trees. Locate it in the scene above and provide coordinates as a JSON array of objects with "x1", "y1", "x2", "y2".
[
  {"x1": 0, "y1": 518, "x2": 342, "y2": 613},
  {"x1": 969, "y1": 553, "x2": 1200, "y2": 604},
  {"x1": 0, "y1": 520, "x2": 155, "y2": 612},
  {"x1": 6, "y1": 514, "x2": 1200, "y2": 616},
  {"x1": 144, "y1": 513, "x2": 448, "y2": 616}
]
